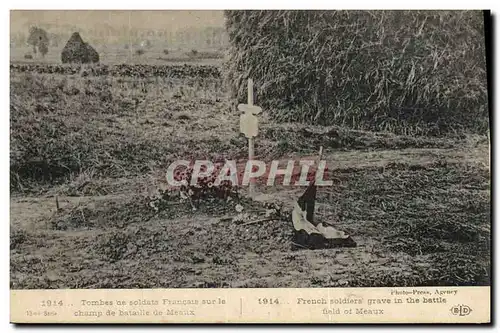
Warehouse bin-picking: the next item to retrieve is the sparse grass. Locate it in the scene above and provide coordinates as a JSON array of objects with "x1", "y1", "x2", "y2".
[
  {"x1": 10, "y1": 227, "x2": 28, "y2": 250},
  {"x1": 317, "y1": 161, "x2": 490, "y2": 286},
  {"x1": 12, "y1": 68, "x2": 478, "y2": 194},
  {"x1": 10, "y1": 71, "x2": 230, "y2": 193},
  {"x1": 186, "y1": 49, "x2": 223, "y2": 59},
  {"x1": 10, "y1": 159, "x2": 490, "y2": 288},
  {"x1": 49, "y1": 195, "x2": 152, "y2": 231},
  {"x1": 10, "y1": 60, "x2": 490, "y2": 289},
  {"x1": 259, "y1": 123, "x2": 461, "y2": 157}
]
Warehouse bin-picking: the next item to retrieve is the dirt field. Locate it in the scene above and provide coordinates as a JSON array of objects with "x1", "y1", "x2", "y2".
[{"x1": 10, "y1": 63, "x2": 491, "y2": 289}]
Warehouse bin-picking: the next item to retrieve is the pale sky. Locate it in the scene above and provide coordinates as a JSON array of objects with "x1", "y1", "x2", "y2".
[{"x1": 10, "y1": 10, "x2": 225, "y2": 34}]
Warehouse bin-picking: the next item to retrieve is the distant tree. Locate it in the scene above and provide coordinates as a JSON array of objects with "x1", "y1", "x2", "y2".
[
  {"x1": 48, "y1": 33, "x2": 61, "y2": 47},
  {"x1": 38, "y1": 41, "x2": 48, "y2": 58},
  {"x1": 27, "y1": 27, "x2": 49, "y2": 57}
]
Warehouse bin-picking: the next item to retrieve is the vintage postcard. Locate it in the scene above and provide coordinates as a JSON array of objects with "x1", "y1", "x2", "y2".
[{"x1": 9, "y1": 9, "x2": 491, "y2": 324}]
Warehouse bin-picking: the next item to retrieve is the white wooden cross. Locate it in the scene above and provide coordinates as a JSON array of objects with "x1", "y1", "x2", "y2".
[{"x1": 239, "y1": 78, "x2": 261, "y2": 197}]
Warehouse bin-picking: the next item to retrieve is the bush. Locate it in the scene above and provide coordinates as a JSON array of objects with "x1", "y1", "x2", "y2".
[
  {"x1": 224, "y1": 10, "x2": 488, "y2": 135},
  {"x1": 9, "y1": 73, "x2": 171, "y2": 191},
  {"x1": 38, "y1": 42, "x2": 48, "y2": 57}
]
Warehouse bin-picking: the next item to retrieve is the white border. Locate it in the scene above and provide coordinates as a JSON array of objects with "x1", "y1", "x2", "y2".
[
  {"x1": 2, "y1": 2, "x2": 498, "y2": 332},
  {"x1": 2, "y1": 0, "x2": 499, "y2": 9}
]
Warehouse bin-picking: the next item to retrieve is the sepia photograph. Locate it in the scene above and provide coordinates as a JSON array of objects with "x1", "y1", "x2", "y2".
[{"x1": 8, "y1": 8, "x2": 491, "y2": 323}]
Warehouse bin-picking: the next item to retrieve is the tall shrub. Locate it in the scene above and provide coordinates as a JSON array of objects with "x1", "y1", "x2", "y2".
[{"x1": 224, "y1": 10, "x2": 488, "y2": 135}]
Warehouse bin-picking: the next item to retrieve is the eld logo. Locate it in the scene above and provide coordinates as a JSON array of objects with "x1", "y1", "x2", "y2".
[{"x1": 450, "y1": 304, "x2": 472, "y2": 316}]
